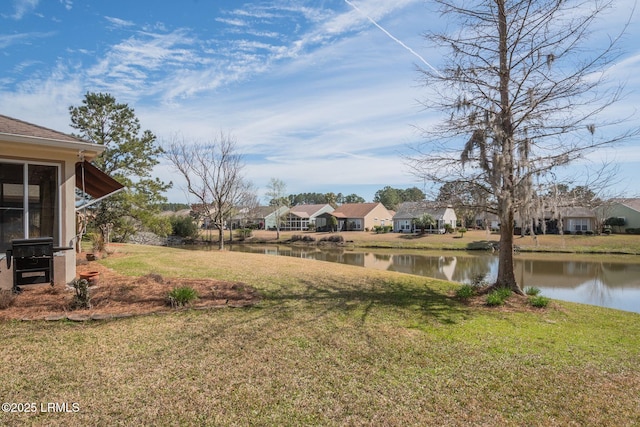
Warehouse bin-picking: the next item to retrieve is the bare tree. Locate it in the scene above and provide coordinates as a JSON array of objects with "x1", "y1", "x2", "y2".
[
  {"x1": 407, "y1": 0, "x2": 638, "y2": 293},
  {"x1": 165, "y1": 133, "x2": 254, "y2": 250},
  {"x1": 265, "y1": 178, "x2": 288, "y2": 240}
]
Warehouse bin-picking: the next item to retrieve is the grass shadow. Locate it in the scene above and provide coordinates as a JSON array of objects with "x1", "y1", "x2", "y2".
[
  {"x1": 261, "y1": 276, "x2": 470, "y2": 327},
  {"x1": 398, "y1": 233, "x2": 430, "y2": 240}
]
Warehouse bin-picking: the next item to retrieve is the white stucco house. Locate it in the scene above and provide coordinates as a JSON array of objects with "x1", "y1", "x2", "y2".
[{"x1": 393, "y1": 201, "x2": 457, "y2": 233}]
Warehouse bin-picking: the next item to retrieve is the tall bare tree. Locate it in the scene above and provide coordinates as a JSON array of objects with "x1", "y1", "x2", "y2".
[
  {"x1": 265, "y1": 178, "x2": 288, "y2": 240},
  {"x1": 408, "y1": 0, "x2": 637, "y2": 293},
  {"x1": 165, "y1": 133, "x2": 254, "y2": 250}
]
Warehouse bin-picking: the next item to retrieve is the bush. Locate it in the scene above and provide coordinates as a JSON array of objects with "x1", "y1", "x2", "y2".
[
  {"x1": 291, "y1": 234, "x2": 316, "y2": 242},
  {"x1": 486, "y1": 287, "x2": 511, "y2": 306},
  {"x1": 486, "y1": 291, "x2": 505, "y2": 306},
  {"x1": 524, "y1": 286, "x2": 541, "y2": 296},
  {"x1": 529, "y1": 295, "x2": 550, "y2": 308},
  {"x1": 0, "y1": 290, "x2": 15, "y2": 309},
  {"x1": 235, "y1": 228, "x2": 253, "y2": 240},
  {"x1": 319, "y1": 235, "x2": 344, "y2": 243},
  {"x1": 455, "y1": 284, "x2": 476, "y2": 300},
  {"x1": 373, "y1": 225, "x2": 393, "y2": 233},
  {"x1": 625, "y1": 228, "x2": 640, "y2": 235},
  {"x1": 71, "y1": 278, "x2": 91, "y2": 309},
  {"x1": 170, "y1": 215, "x2": 199, "y2": 239},
  {"x1": 166, "y1": 286, "x2": 199, "y2": 308},
  {"x1": 471, "y1": 274, "x2": 489, "y2": 287}
]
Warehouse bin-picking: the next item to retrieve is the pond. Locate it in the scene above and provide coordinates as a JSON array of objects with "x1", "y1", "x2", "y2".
[{"x1": 223, "y1": 244, "x2": 640, "y2": 314}]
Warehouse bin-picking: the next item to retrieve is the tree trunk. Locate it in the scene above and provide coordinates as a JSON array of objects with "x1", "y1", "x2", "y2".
[
  {"x1": 218, "y1": 227, "x2": 224, "y2": 250},
  {"x1": 496, "y1": 207, "x2": 523, "y2": 294}
]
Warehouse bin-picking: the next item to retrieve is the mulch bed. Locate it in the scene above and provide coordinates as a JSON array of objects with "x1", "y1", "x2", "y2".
[{"x1": 0, "y1": 256, "x2": 261, "y2": 321}]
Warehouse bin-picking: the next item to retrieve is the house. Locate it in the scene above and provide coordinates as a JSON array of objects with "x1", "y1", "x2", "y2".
[
  {"x1": 557, "y1": 207, "x2": 597, "y2": 234},
  {"x1": 317, "y1": 202, "x2": 394, "y2": 231},
  {"x1": 393, "y1": 201, "x2": 457, "y2": 233},
  {"x1": 594, "y1": 198, "x2": 640, "y2": 232},
  {"x1": 282, "y1": 204, "x2": 334, "y2": 230},
  {"x1": 243, "y1": 205, "x2": 290, "y2": 230},
  {"x1": 1, "y1": 115, "x2": 122, "y2": 291}
]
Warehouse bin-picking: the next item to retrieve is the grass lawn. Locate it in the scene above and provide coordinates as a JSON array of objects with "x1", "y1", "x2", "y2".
[{"x1": 1, "y1": 244, "x2": 639, "y2": 426}]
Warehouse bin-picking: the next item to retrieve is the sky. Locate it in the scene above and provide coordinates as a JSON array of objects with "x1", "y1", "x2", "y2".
[{"x1": 1, "y1": 0, "x2": 639, "y2": 204}]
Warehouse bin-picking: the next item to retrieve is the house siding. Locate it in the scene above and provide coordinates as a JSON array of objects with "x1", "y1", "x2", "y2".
[
  {"x1": 1, "y1": 116, "x2": 102, "y2": 290},
  {"x1": 1, "y1": 146, "x2": 78, "y2": 289},
  {"x1": 595, "y1": 201, "x2": 640, "y2": 232}
]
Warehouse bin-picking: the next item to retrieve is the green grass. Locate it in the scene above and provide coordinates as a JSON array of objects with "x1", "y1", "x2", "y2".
[{"x1": 1, "y1": 244, "x2": 639, "y2": 426}]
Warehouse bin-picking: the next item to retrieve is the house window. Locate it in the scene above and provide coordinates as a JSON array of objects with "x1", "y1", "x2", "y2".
[
  {"x1": 0, "y1": 162, "x2": 59, "y2": 253},
  {"x1": 570, "y1": 218, "x2": 589, "y2": 232}
]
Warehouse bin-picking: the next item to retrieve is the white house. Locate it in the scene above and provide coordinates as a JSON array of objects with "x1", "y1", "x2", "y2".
[{"x1": 393, "y1": 201, "x2": 457, "y2": 233}]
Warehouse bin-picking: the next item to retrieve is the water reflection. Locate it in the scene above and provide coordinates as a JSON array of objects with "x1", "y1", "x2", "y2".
[{"x1": 224, "y1": 245, "x2": 640, "y2": 314}]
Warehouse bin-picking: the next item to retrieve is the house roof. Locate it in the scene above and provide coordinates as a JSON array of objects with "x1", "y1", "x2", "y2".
[
  {"x1": 559, "y1": 206, "x2": 596, "y2": 218},
  {"x1": 617, "y1": 198, "x2": 640, "y2": 213},
  {"x1": 330, "y1": 203, "x2": 386, "y2": 219},
  {"x1": 250, "y1": 205, "x2": 287, "y2": 217},
  {"x1": 0, "y1": 114, "x2": 103, "y2": 160},
  {"x1": 393, "y1": 201, "x2": 451, "y2": 219},
  {"x1": 0, "y1": 114, "x2": 86, "y2": 143},
  {"x1": 288, "y1": 204, "x2": 333, "y2": 218}
]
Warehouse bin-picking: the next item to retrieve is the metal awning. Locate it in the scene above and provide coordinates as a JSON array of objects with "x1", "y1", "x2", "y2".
[{"x1": 75, "y1": 161, "x2": 125, "y2": 210}]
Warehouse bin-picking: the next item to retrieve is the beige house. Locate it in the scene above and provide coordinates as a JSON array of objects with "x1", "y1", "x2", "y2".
[
  {"x1": 0, "y1": 115, "x2": 121, "y2": 291},
  {"x1": 318, "y1": 203, "x2": 394, "y2": 231}
]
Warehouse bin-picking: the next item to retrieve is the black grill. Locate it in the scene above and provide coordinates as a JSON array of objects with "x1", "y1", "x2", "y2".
[{"x1": 6, "y1": 237, "x2": 54, "y2": 292}]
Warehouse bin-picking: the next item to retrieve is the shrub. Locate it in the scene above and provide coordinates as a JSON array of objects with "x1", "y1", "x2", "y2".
[
  {"x1": 529, "y1": 295, "x2": 551, "y2": 308},
  {"x1": 71, "y1": 278, "x2": 91, "y2": 309},
  {"x1": 458, "y1": 227, "x2": 468, "y2": 237},
  {"x1": 486, "y1": 287, "x2": 511, "y2": 306},
  {"x1": 170, "y1": 215, "x2": 199, "y2": 239},
  {"x1": 320, "y1": 235, "x2": 344, "y2": 243},
  {"x1": 235, "y1": 228, "x2": 253, "y2": 240},
  {"x1": 524, "y1": 286, "x2": 541, "y2": 296},
  {"x1": 166, "y1": 286, "x2": 199, "y2": 308},
  {"x1": 0, "y1": 290, "x2": 15, "y2": 309},
  {"x1": 455, "y1": 284, "x2": 476, "y2": 300},
  {"x1": 291, "y1": 234, "x2": 315, "y2": 242},
  {"x1": 86, "y1": 232, "x2": 105, "y2": 253},
  {"x1": 471, "y1": 274, "x2": 489, "y2": 287},
  {"x1": 486, "y1": 291, "x2": 505, "y2": 306},
  {"x1": 625, "y1": 228, "x2": 640, "y2": 235},
  {"x1": 496, "y1": 287, "x2": 512, "y2": 299}
]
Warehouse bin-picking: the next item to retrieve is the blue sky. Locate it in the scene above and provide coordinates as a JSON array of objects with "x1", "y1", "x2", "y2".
[{"x1": 1, "y1": 0, "x2": 639, "y2": 204}]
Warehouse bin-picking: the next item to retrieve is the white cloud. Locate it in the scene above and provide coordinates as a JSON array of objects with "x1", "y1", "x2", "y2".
[
  {"x1": 0, "y1": 31, "x2": 55, "y2": 49},
  {"x1": 10, "y1": 0, "x2": 38, "y2": 20},
  {"x1": 59, "y1": 0, "x2": 72, "y2": 11},
  {"x1": 105, "y1": 16, "x2": 135, "y2": 28}
]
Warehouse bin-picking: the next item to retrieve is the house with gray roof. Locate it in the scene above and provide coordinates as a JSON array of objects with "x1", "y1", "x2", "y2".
[
  {"x1": 393, "y1": 201, "x2": 457, "y2": 233},
  {"x1": 282, "y1": 204, "x2": 334, "y2": 231}
]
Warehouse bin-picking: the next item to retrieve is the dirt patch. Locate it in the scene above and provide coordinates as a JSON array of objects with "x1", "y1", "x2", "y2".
[{"x1": 0, "y1": 255, "x2": 261, "y2": 321}]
